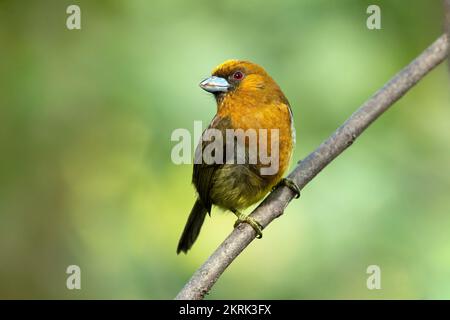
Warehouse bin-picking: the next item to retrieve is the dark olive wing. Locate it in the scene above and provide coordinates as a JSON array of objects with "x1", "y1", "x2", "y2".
[{"x1": 192, "y1": 116, "x2": 231, "y2": 214}]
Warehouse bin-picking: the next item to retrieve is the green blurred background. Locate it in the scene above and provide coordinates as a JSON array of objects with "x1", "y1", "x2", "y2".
[{"x1": 0, "y1": 0, "x2": 449, "y2": 299}]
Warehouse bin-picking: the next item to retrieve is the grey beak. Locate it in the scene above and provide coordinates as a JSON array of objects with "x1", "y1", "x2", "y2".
[{"x1": 199, "y1": 76, "x2": 230, "y2": 93}]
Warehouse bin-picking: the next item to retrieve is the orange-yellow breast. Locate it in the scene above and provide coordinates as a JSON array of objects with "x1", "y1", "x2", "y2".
[{"x1": 217, "y1": 85, "x2": 294, "y2": 185}]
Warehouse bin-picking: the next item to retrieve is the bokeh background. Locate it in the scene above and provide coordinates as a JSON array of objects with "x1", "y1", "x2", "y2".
[{"x1": 0, "y1": 0, "x2": 449, "y2": 299}]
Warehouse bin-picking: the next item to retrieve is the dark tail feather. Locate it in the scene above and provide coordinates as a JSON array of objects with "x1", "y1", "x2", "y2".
[{"x1": 177, "y1": 199, "x2": 208, "y2": 254}]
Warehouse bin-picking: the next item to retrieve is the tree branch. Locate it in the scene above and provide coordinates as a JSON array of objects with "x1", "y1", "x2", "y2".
[
  {"x1": 175, "y1": 34, "x2": 449, "y2": 300},
  {"x1": 445, "y1": 0, "x2": 450, "y2": 73}
]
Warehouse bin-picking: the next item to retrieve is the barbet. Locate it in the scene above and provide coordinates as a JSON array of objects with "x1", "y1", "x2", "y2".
[{"x1": 177, "y1": 60, "x2": 299, "y2": 254}]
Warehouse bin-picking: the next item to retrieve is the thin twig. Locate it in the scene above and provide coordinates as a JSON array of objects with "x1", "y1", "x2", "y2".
[{"x1": 175, "y1": 34, "x2": 449, "y2": 300}]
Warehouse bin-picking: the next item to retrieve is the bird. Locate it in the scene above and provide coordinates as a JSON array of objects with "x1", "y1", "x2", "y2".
[{"x1": 177, "y1": 59, "x2": 299, "y2": 254}]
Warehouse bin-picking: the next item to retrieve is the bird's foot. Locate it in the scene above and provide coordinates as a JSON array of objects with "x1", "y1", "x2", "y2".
[
  {"x1": 232, "y1": 210, "x2": 263, "y2": 239},
  {"x1": 272, "y1": 178, "x2": 301, "y2": 199}
]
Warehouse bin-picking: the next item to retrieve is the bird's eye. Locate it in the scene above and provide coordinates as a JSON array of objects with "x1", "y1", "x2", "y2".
[{"x1": 232, "y1": 71, "x2": 244, "y2": 80}]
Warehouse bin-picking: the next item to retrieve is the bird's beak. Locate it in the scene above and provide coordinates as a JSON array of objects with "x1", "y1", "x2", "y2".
[{"x1": 199, "y1": 76, "x2": 230, "y2": 93}]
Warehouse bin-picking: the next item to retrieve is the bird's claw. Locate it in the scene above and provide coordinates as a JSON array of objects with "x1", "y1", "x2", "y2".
[
  {"x1": 232, "y1": 210, "x2": 263, "y2": 239},
  {"x1": 272, "y1": 178, "x2": 301, "y2": 199}
]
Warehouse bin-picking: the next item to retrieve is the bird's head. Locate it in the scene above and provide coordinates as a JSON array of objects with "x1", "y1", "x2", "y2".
[{"x1": 199, "y1": 60, "x2": 287, "y2": 106}]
